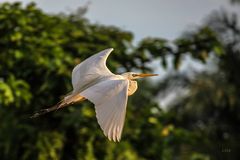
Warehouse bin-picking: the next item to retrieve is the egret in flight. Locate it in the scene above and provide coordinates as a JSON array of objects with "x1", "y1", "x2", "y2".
[{"x1": 31, "y1": 48, "x2": 158, "y2": 142}]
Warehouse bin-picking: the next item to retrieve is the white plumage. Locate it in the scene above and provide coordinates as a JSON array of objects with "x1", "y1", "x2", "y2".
[
  {"x1": 31, "y1": 48, "x2": 158, "y2": 142},
  {"x1": 81, "y1": 79, "x2": 128, "y2": 142},
  {"x1": 71, "y1": 48, "x2": 114, "y2": 94}
]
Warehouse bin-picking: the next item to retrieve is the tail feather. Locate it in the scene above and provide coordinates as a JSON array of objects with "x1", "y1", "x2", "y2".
[{"x1": 30, "y1": 94, "x2": 85, "y2": 118}]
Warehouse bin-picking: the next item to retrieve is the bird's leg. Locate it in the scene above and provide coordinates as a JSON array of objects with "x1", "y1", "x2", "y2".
[
  {"x1": 30, "y1": 94, "x2": 86, "y2": 118},
  {"x1": 56, "y1": 94, "x2": 86, "y2": 110},
  {"x1": 30, "y1": 103, "x2": 61, "y2": 118}
]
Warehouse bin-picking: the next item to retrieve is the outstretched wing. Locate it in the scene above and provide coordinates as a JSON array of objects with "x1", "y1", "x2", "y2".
[
  {"x1": 80, "y1": 79, "x2": 129, "y2": 142},
  {"x1": 72, "y1": 48, "x2": 114, "y2": 93}
]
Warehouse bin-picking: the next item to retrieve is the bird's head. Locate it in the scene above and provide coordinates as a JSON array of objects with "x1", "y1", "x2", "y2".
[{"x1": 121, "y1": 72, "x2": 158, "y2": 80}]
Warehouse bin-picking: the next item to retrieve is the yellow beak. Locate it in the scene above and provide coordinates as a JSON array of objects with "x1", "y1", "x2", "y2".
[{"x1": 138, "y1": 73, "x2": 158, "y2": 78}]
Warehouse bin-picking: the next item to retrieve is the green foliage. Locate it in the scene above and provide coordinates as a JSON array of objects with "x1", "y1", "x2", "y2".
[
  {"x1": 37, "y1": 132, "x2": 64, "y2": 160},
  {"x1": 0, "y1": 2, "x2": 239, "y2": 160},
  {"x1": 0, "y1": 75, "x2": 32, "y2": 107},
  {"x1": 158, "y1": 9, "x2": 240, "y2": 160},
  {"x1": 0, "y1": 2, "x2": 172, "y2": 160},
  {"x1": 134, "y1": 27, "x2": 223, "y2": 70}
]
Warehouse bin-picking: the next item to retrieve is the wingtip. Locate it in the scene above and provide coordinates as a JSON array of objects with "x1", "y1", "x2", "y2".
[
  {"x1": 99, "y1": 48, "x2": 114, "y2": 56},
  {"x1": 106, "y1": 48, "x2": 114, "y2": 52},
  {"x1": 107, "y1": 136, "x2": 120, "y2": 142}
]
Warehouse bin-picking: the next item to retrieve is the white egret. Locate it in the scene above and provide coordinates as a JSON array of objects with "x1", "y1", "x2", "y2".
[{"x1": 31, "y1": 48, "x2": 158, "y2": 142}]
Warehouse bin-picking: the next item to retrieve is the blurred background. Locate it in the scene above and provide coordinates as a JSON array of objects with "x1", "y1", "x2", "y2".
[{"x1": 0, "y1": 0, "x2": 240, "y2": 159}]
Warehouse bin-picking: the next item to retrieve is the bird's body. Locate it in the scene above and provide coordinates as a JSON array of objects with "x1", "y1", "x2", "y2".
[
  {"x1": 31, "y1": 48, "x2": 157, "y2": 142},
  {"x1": 127, "y1": 80, "x2": 138, "y2": 96}
]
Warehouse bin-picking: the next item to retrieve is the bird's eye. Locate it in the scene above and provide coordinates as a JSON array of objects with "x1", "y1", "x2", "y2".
[{"x1": 132, "y1": 74, "x2": 137, "y2": 77}]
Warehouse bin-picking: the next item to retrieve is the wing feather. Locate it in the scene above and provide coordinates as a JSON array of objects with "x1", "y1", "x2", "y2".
[
  {"x1": 72, "y1": 48, "x2": 114, "y2": 93},
  {"x1": 80, "y1": 79, "x2": 128, "y2": 142}
]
